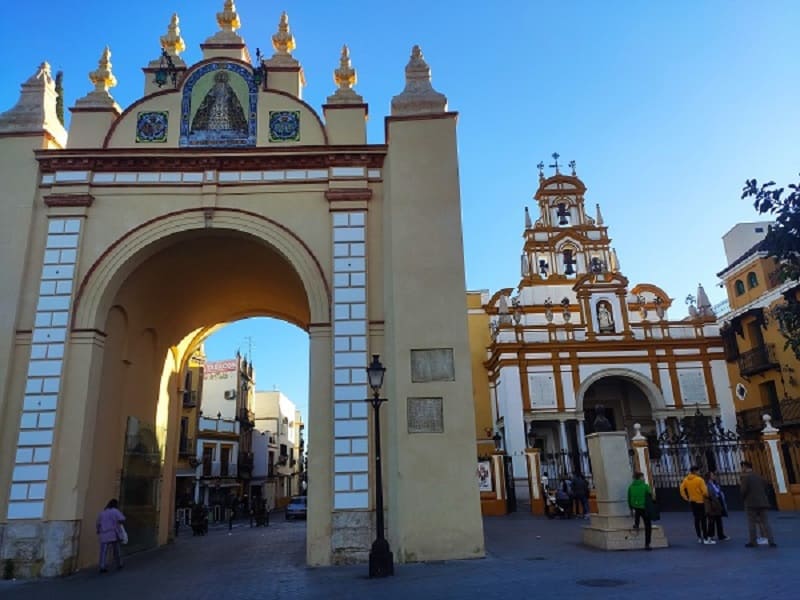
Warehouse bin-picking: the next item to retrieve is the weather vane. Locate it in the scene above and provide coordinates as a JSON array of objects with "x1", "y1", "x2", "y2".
[
  {"x1": 549, "y1": 152, "x2": 561, "y2": 174},
  {"x1": 568, "y1": 160, "x2": 576, "y2": 176},
  {"x1": 536, "y1": 161, "x2": 544, "y2": 177}
]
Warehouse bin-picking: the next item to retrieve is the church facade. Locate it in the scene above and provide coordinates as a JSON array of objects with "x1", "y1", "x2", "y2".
[
  {"x1": 0, "y1": 3, "x2": 484, "y2": 575},
  {"x1": 469, "y1": 160, "x2": 736, "y2": 489}
]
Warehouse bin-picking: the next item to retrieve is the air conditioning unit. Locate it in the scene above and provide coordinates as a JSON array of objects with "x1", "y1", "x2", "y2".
[{"x1": 223, "y1": 389, "x2": 237, "y2": 400}]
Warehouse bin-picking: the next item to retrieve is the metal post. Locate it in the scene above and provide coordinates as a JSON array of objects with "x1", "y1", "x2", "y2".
[{"x1": 368, "y1": 391, "x2": 394, "y2": 577}]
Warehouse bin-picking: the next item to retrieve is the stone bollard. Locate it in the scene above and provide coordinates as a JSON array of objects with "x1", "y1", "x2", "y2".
[{"x1": 525, "y1": 448, "x2": 545, "y2": 515}]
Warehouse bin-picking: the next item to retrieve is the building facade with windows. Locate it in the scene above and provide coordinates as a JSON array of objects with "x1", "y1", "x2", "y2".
[
  {"x1": 196, "y1": 356, "x2": 256, "y2": 508},
  {"x1": 174, "y1": 347, "x2": 204, "y2": 518},
  {"x1": 253, "y1": 390, "x2": 304, "y2": 509},
  {"x1": 469, "y1": 162, "x2": 736, "y2": 494},
  {"x1": 717, "y1": 222, "x2": 800, "y2": 449}
]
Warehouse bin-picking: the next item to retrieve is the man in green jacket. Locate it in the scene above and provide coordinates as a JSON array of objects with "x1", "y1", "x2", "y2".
[{"x1": 627, "y1": 471, "x2": 653, "y2": 550}]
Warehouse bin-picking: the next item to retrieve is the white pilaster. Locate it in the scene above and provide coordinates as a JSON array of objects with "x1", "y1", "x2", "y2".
[
  {"x1": 331, "y1": 211, "x2": 369, "y2": 510},
  {"x1": 7, "y1": 218, "x2": 82, "y2": 520}
]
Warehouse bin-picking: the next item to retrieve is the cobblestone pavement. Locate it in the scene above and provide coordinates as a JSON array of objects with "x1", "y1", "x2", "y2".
[{"x1": 1, "y1": 509, "x2": 798, "y2": 599}]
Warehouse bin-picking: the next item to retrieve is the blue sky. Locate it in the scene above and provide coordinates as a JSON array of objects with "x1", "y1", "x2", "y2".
[{"x1": 3, "y1": 1, "x2": 798, "y2": 427}]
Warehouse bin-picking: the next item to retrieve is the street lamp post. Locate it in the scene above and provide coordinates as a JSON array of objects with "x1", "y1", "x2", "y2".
[{"x1": 366, "y1": 354, "x2": 394, "y2": 578}]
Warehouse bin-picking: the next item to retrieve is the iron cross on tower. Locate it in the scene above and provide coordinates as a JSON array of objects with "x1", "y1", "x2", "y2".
[{"x1": 549, "y1": 152, "x2": 561, "y2": 174}]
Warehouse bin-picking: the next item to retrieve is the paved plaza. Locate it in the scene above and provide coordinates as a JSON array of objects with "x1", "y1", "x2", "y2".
[{"x1": 1, "y1": 509, "x2": 798, "y2": 599}]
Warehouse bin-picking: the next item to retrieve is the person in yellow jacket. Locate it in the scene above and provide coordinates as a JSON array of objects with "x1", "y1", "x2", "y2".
[{"x1": 680, "y1": 465, "x2": 715, "y2": 544}]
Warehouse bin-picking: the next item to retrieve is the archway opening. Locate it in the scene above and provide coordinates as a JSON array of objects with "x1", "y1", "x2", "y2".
[
  {"x1": 583, "y1": 376, "x2": 657, "y2": 437},
  {"x1": 79, "y1": 229, "x2": 314, "y2": 567}
]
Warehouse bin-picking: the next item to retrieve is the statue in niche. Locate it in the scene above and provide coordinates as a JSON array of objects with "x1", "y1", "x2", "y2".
[
  {"x1": 596, "y1": 301, "x2": 615, "y2": 333},
  {"x1": 190, "y1": 71, "x2": 248, "y2": 138}
]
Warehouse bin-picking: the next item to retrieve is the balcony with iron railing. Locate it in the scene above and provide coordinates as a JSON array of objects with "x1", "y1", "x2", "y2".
[
  {"x1": 738, "y1": 397, "x2": 800, "y2": 432},
  {"x1": 198, "y1": 416, "x2": 240, "y2": 435},
  {"x1": 201, "y1": 460, "x2": 237, "y2": 478},
  {"x1": 737, "y1": 344, "x2": 779, "y2": 377}
]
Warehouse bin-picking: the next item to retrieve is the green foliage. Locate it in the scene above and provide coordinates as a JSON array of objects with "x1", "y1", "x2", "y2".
[
  {"x1": 742, "y1": 175, "x2": 800, "y2": 358},
  {"x1": 2, "y1": 558, "x2": 14, "y2": 580},
  {"x1": 771, "y1": 302, "x2": 800, "y2": 360},
  {"x1": 742, "y1": 176, "x2": 800, "y2": 281},
  {"x1": 54, "y1": 71, "x2": 64, "y2": 127}
]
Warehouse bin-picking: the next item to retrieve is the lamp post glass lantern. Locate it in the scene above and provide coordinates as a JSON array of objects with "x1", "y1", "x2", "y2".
[{"x1": 365, "y1": 354, "x2": 394, "y2": 577}]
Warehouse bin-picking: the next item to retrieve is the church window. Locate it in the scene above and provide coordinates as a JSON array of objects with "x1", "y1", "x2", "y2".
[
  {"x1": 734, "y1": 280, "x2": 745, "y2": 296},
  {"x1": 747, "y1": 272, "x2": 758, "y2": 289}
]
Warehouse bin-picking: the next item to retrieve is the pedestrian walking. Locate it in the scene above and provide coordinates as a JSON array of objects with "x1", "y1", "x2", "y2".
[
  {"x1": 680, "y1": 465, "x2": 715, "y2": 544},
  {"x1": 571, "y1": 472, "x2": 590, "y2": 519},
  {"x1": 704, "y1": 471, "x2": 729, "y2": 541},
  {"x1": 96, "y1": 498, "x2": 126, "y2": 573},
  {"x1": 741, "y1": 461, "x2": 777, "y2": 548},
  {"x1": 627, "y1": 471, "x2": 654, "y2": 550}
]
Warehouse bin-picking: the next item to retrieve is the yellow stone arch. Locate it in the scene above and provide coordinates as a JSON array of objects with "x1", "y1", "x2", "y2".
[{"x1": 72, "y1": 207, "x2": 331, "y2": 332}]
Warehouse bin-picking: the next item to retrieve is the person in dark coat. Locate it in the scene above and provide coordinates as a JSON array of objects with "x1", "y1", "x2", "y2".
[
  {"x1": 741, "y1": 461, "x2": 776, "y2": 548},
  {"x1": 571, "y1": 473, "x2": 590, "y2": 519},
  {"x1": 704, "y1": 471, "x2": 729, "y2": 541}
]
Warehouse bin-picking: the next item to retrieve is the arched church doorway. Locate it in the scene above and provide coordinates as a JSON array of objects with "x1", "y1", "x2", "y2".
[
  {"x1": 76, "y1": 228, "x2": 317, "y2": 567},
  {"x1": 582, "y1": 376, "x2": 658, "y2": 438}
]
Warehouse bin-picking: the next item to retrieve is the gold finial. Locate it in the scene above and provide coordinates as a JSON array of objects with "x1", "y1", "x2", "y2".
[
  {"x1": 272, "y1": 12, "x2": 296, "y2": 55},
  {"x1": 217, "y1": 0, "x2": 241, "y2": 33},
  {"x1": 88, "y1": 46, "x2": 117, "y2": 93},
  {"x1": 161, "y1": 13, "x2": 186, "y2": 56},
  {"x1": 334, "y1": 45, "x2": 357, "y2": 90}
]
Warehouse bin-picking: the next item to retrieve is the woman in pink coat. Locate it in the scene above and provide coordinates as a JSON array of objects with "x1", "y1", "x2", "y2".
[{"x1": 96, "y1": 498, "x2": 126, "y2": 572}]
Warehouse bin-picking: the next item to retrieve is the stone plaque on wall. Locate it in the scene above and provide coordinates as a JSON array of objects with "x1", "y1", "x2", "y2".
[
  {"x1": 528, "y1": 374, "x2": 557, "y2": 408},
  {"x1": 410, "y1": 348, "x2": 455, "y2": 383},
  {"x1": 407, "y1": 397, "x2": 444, "y2": 433},
  {"x1": 678, "y1": 370, "x2": 707, "y2": 405}
]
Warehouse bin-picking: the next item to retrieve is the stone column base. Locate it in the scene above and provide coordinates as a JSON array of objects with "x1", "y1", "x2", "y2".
[
  {"x1": 330, "y1": 511, "x2": 372, "y2": 565},
  {"x1": 582, "y1": 522, "x2": 669, "y2": 551},
  {"x1": 0, "y1": 520, "x2": 81, "y2": 578}
]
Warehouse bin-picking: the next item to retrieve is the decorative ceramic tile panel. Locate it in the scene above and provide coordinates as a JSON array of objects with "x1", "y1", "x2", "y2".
[
  {"x1": 135, "y1": 111, "x2": 168, "y2": 143},
  {"x1": 268, "y1": 111, "x2": 300, "y2": 142},
  {"x1": 179, "y1": 62, "x2": 258, "y2": 148}
]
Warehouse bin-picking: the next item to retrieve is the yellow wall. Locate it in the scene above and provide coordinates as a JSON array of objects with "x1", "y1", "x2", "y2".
[
  {"x1": 467, "y1": 291, "x2": 495, "y2": 456},
  {"x1": 722, "y1": 257, "x2": 799, "y2": 417}
]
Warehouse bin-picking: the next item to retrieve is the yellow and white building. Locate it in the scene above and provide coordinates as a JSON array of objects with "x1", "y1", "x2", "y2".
[
  {"x1": 469, "y1": 162, "x2": 736, "y2": 491},
  {"x1": 0, "y1": 3, "x2": 483, "y2": 575}
]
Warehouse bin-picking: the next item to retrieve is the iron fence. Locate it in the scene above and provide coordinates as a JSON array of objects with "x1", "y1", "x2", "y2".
[
  {"x1": 540, "y1": 450, "x2": 594, "y2": 490},
  {"x1": 650, "y1": 409, "x2": 775, "y2": 510},
  {"x1": 781, "y1": 432, "x2": 800, "y2": 485}
]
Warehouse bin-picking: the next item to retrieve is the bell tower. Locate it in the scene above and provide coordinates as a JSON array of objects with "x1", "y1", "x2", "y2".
[{"x1": 524, "y1": 154, "x2": 617, "y2": 282}]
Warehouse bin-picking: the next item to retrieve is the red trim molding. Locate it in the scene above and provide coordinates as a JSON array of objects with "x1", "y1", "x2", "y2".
[
  {"x1": 44, "y1": 193, "x2": 95, "y2": 207},
  {"x1": 325, "y1": 188, "x2": 373, "y2": 202},
  {"x1": 36, "y1": 146, "x2": 387, "y2": 173}
]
